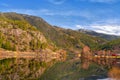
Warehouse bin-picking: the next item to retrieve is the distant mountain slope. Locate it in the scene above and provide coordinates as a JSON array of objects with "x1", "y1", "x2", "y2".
[
  {"x1": 78, "y1": 29, "x2": 120, "y2": 40},
  {"x1": 22, "y1": 13, "x2": 106, "y2": 50},
  {"x1": 99, "y1": 38, "x2": 120, "y2": 50}
]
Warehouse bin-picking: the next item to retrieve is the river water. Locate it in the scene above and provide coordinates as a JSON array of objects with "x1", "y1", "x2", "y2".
[
  {"x1": 97, "y1": 78, "x2": 112, "y2": 80},
  {"x1": 80, "y1": 58, "x2": 120, "y2": 80}
]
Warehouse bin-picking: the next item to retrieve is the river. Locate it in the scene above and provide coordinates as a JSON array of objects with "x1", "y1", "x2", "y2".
[{"x1": 80, "y1": 58, "x2": 120, "y2": 80}]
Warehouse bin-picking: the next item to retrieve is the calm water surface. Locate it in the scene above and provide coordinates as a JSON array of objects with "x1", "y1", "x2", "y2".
[{"x1": 81, "y1": 58, "x2": 120, "y2": 80}]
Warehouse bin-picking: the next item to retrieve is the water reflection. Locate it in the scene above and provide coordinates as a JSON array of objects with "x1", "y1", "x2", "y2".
[
  {"x1": 108, "y1": 66, "x2": 120, "y2": 80},
  {"x1": 80, "y1": 46, "x2": 120, "y2": 80},
  {"x1": 80, "y1": 58, "x2": 120, "y2": 80}
]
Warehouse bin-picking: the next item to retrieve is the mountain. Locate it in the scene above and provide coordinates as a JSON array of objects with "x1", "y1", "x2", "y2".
[
  {"x1": 0, "y1": 16, "x2": 47, "y2": 51},
  {"x1": 0, "y1": 12, "x2": 115, "y2": 80},
  {"x1": 78, "y1": 29, "x2": 120, "y2": 53},
  {"x1": 0, "y1": 12, "x2": 107, "y2": 51},
  {"x1": 0, "y1": 12, "x2": 67, "y2": 80},
  {"x1": 99, "y1": 38, "x2": 120, "y2": 53},
  {"x1": 78, "y1": 29, "x2": 120, "y2": 40}
]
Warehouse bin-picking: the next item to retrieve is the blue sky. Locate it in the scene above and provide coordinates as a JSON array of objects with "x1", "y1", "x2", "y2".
[{"x1": 0, "y1": 0, "x2": 120, "y2": 35}]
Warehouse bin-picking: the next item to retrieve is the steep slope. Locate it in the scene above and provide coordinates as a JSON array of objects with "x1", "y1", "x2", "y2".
[
  {"x1": 0, "y1": 12, "x2": 106, "y2": 51},
  {"x1": 0, "y1": 16, "x2": 47, "y2": 51},
  {"x1": 0, "y1": 12, "x2": 115, "y2": 80},
  {"x1": 23, "y1": 16, "x2": 108, "y2": 49},
  {"x1": 0, "y1": 12, "x2": 67, "y2": 80},
  {"x1": 78, "y1": 29, "x2": 120, "y2": 40},
  {"x1": 22, "y1": 15, "x2": 106, "y2": 50},
  {"x1": 0, "y1": 12, "x2": 67, "y2": 62},
  {"x1": 1, "y1": 13, "x2": 104, "y2": 48}
]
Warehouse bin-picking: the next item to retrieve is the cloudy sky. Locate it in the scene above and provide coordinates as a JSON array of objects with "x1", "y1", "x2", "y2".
[{"x1": 0, "y1": 0, "x2": 120, "y2": 35}]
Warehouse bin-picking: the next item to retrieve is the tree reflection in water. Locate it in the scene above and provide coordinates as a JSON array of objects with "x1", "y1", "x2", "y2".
[
  {"x1": 81, "y1": 46, "x2": 120, "y2": 79},
  {"x1": 108, "y1": 66, "x2": 120, "y2": 80}
]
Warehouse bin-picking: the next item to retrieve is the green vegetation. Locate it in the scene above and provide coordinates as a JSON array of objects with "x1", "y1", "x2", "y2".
[
  {"x1": 99, "y1": 38, "x2": 120, "y2": 50},
  {"x1": 0, "y1": 14, "x2": 50, "y2": 51},
  {"x1": 0, "y1": 17, "x2": 37, "y2": 31},
  {"x1": 0, "y1": 32, "x2": 16, "y2": 51},
  {"x1": 2, "y1": 40, "x2": 13, "y2": 50},
  {"x1": 29, "y1": 60, "x2": 47, "y2": 71},
  {"x1": 0, "y1": 58, "x2": 15, "y2": 73},
  {"x1": 0, "y1": 32, "x2": 4, "y2": 47},
  {"x1": 22, "y1": 14, "x2": 106, "y2": 50},
  {"x1": 0, "y1": 12, "x2": 107, "y2": 51},
  {"x1": 0, "y1": 12, "x2": 119, "y2": 80},
  {"x1": 29, "y1": 39, "x2": 47, "y2": 50},
  {"x1": 0, "y1": 58, "x2": 48, "y2": 80},
  {"x1": 40, "y1": 60, "x2": 107, "y2": 80}
]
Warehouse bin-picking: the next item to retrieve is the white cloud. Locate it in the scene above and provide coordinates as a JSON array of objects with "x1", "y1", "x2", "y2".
[
  {"x1": 76, "y1": 24, "x2": 120, "y2": 35},
  {"x1": 91, "y1": 25, "x2": 120, "y2": 35},
  {"x1": 47, "y1": 0, "x2": 66, "y2": 5},
  {"x1": 3, "y1": 9, "x2": 120, "y2": 36},
  {"x1": 76, "y1": 24, "x2": 85, "y2": 29}
]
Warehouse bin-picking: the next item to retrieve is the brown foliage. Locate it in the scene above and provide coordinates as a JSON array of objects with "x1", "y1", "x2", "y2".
[
  {"x1": 108, "y1": 67, "x2": 120, "y2": 80},
  {"x1": 82, "y1": 61, "x2": 90, "y2": 70}
]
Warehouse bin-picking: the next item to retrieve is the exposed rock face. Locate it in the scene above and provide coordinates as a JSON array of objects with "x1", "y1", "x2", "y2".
[
  {"x1": 0, "y1": 28, "x2": 46, "y2": 50},
  {"x1": 0, "y1": 18, "x2": 48, "y2": 51}
]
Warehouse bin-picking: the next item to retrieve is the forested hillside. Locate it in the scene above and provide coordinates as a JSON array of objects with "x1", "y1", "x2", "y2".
[
  {"x1": 0, "y1": 15, "x2": 48, "y2": 51},
  {"x1": 0, "y1": 12, "x2": 106, "y2": 52}
]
